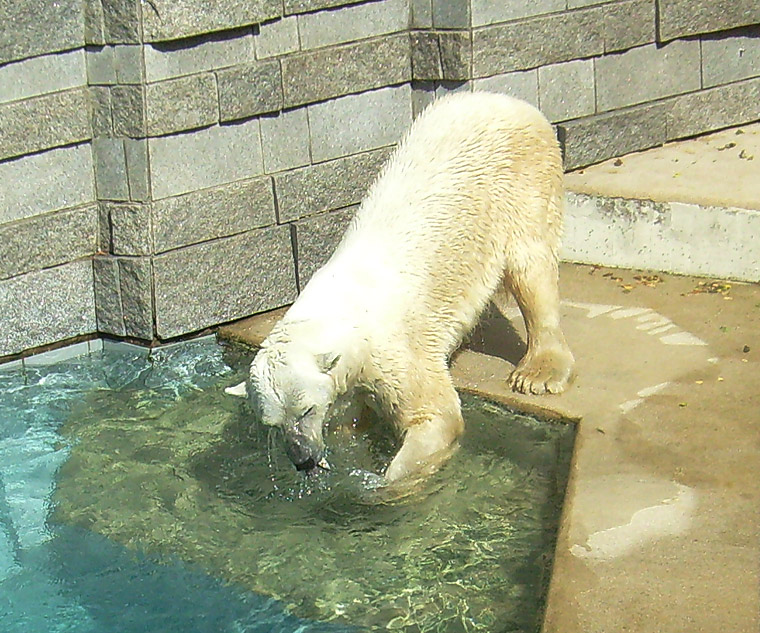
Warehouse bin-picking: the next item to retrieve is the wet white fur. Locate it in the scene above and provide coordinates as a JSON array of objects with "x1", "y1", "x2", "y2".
[{"x1": 249, "y1": 92, "x2": 573, "y2": 481}]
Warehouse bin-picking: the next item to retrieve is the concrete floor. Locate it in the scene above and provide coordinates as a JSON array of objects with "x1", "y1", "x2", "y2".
[
  {"x1": 462, "y1": 264, "x2": 759, "y2": 633},
  {"x1": 219, "y1": 128, "x2": 759, "y2": 632},
  {"x1": 566, "y1": 122, "x2": 760, "y2": 211}
]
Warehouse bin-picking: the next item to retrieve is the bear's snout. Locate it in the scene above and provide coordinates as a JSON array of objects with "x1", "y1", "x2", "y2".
[{"x1": 284, "y1": 431, "x2": 325, "y2": 476}]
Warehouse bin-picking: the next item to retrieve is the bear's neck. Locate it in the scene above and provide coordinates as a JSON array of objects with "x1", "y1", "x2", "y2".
[{"x1": 277, "y1": 314, "x2": 367, "y2": 396}]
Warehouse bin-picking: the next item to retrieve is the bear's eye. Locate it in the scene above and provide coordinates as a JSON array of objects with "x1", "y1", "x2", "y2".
[{"x1": 298, "y1": 406, "x2": 315, "y2": 421}]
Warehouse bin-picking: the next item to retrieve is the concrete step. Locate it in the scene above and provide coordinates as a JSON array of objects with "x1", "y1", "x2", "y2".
[{"x1": 562, "y1": 123, "x2": 760, "y2": 282}]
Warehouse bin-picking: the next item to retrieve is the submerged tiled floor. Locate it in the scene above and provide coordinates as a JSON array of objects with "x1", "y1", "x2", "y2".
[{"x1": 220, "y1": 263, "x2": 759, "y2": 633}]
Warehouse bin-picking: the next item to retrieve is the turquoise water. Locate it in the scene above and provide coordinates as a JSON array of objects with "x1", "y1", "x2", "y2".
[{"x1": 0, "y1": 338, "x2": 574, "y2": 632}]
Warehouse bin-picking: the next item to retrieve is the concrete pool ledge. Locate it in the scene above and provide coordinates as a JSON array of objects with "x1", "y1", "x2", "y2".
[
  {"x1": 562, "y1": 123, "x2": 760, "y2": 283},
  {"x1": 219, "y1": 262, "x2": 759, "y2": 633}
]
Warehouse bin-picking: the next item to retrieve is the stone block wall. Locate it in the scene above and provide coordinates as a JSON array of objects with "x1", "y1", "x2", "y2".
[
  {"x1": 1, "y1": 2, "x2": 98, "y2": 357},
  {"x1": 1, "y1": 0, "x2": 759, "y2": 359},
  {"x1": 417, "y1": 0, "x2": 760, "y2": 169}
]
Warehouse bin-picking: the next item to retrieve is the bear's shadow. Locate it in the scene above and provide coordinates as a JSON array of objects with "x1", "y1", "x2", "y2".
[{"x1": 464, "y1": 305, "x2": 527, "y2": 366}]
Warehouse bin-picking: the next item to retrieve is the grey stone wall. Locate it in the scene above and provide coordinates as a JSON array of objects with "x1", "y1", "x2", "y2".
[
  {"x1": 1, "y1": 0, "x2": 759, "y2": 359},
  {"x1": 464, "y1": 0, "x2": 760, "y2": 169}
]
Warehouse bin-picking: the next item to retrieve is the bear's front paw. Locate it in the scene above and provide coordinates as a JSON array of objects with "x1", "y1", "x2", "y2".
[{"x1": 508, "y1": 348, "x2": 574, "y2": 395}]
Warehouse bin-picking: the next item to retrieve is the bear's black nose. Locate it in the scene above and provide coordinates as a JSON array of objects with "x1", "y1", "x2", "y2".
[{"x1": 294, "y1": 457, "x2": 317, "y2": 472}]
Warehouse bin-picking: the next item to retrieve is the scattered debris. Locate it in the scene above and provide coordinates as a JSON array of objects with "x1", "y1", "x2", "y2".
[
  {"x1": 678, "y1": 402, "x2": 688, "y2": 408},
  {"x1": 601, "y1": 271, "x2": 666, "y2": 293},
  {"x1": 633, "y1": 274, "x2": 664, "y2": 288},
  {"x1": 684, "y1": 280, "x2": 732, "y2": 297},
  {"x1": 739, "y1": 149, "x2": 754, "y2": 160},
  {"x1": 717, "y1": 142, "x2": 737, "y2": 151},
  {"x1": 744, "y1": 345, "x2": 751, "y2": 353},
  {"x1": 613, "y1": 158, "x2": 624, "y2": 167}
]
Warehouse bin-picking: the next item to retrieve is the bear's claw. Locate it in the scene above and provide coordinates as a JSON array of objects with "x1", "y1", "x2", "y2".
[{"x1": 508, "y1": 348, "x2": 574, "y2": 395}]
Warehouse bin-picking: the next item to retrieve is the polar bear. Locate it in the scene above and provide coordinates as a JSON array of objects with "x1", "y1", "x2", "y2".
[{"x1": 231, "y1": 92, "x2": 574, "y2": 482}]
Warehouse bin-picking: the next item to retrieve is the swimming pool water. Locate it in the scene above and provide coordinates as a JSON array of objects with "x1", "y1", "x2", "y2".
[{"x1": 0, "y1": 338, "x2": 574, "y2": 632}]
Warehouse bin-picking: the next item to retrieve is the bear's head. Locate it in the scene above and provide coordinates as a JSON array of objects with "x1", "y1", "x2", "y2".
[{"x1": 246, "y1": 343, "x2": 340, "y2": 475}]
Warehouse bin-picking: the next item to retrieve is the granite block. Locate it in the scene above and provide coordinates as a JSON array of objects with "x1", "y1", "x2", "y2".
[
  {"x1": 85, "y1": 0, "x2": 106, "y2": 45},
  {"x1": 125, "y1": 138, "x2": 151, "y2": 201},
  {"x1": 86, "y1": 46, "x2": 117, "y2": 85},
  {"x1": 431, "y1": 0, "x2": 470, "y2": 29},
  {"x1": 217, "y1": 60, "x2": 282, "y2": 122},
  {"x1": 539, "y1": 59, "x2": 595, "y2": 123},
  {"x1": 0, "y1": 205, "x2": 98, "y2": 280},
  {"x1": 657, "y1": 0, "x2": 760, "y2": 42},
  {"x1": 411, "y1": 31, "x2": 470, "y2": 82},
  {"x1": 411, "y1": 0, "x2": 433, "y2": 28},
  {"x1": 0, "y1": 145, "x2": 95, "y2": 225},
  {"x1": 666, "y1": 77, "x2": 760, "y2": 140},
  {"x1": 144, "y1": 33, "x2": 255, "y2": 83},
  {"x1": 101, "y1": 0, "x2": 140, "y2": 43},
  {"x1": 595, "y1": 40, "x2": 701, "y2": 112},
  {"x1": 152, "y1": 176, "x2": 276, "y2": 252},
  {"x1": 410, "y1": 32, "x2": 440, "y2": 80},
  {"x1": 471, "y1": 0, "x2": 564, "y2": 28},
  {"x1": 142, "y1": 0, "x2": 280, "y2": 42},
  {"x1": 0, "y1": 0, "x2": 84, "y2": 64},
  {"x1": 473, "y1": 7, "x2": 605, "y2": 76},
  {"x1": 558, "y1": 100, "x2": 669, "y2": 169},
  {"x1": 283, "y1": 33, "x2": 411, "y2": 107},
  {"x1": 113, "y1": 44, "x2": 144, "y2": 84},
  {"x1": 439, "y1": 31, "x2": 471, "y2": 80},
  {"x1": 702, "y1": 27, "x2": 760, "y2": 88},
  {"x1": 93, "y1": 138, "x2": 130, "y2": 201},
  {"x1": 106, "y1": 202, "x2": 152, "y2": 255},
  {"x1": 93, "y1": 256, "x2": 126, "y2": 336},
  {"x1": 294, "y1": 207, "x2": 356, "y2": 287},
  {"x1": 308, "y1": 84, "x2": 412, "y2": 162},
  {"x1": 118, "y1": 257, "x2": 154, "y2": 339},
  {"x1": 260, "y1": 109, "x2": 311, "y2": 173},
  {"x1": 256, "y1": 16, "x2": 299, "y2": 58},
  {"x1": 90, "y1": 86, "x2": 114, "y2": 137},
  {"x1": 148, "y1": 118, "x2": 264, "y2": 199},
  {"x1": 0, "y1": 261, "x2": 96, "y2": 357},
  {"x1": 0, "y1": 88, "x2": 92, "y2": 162},
  {"x1": 274, "y1": 147, "x2": 392, "y2": 222},
  {"x1": 111, "y1": 84, "x2": 146, "y2": 137},
  {"x1": 0, "y1": 50, "x2": 86, "y2": 105},
  {"x1": 146, "y1": 73, "x2": 219, "y2": 136},
  {"x1": 297, "y1": 0, "x2": 408, "y2": 50},
  {"x1": 153, "y1": 226, "x2": 297, "y2": 338},
  {"x1": 603, "y1": 0, "x2": 656, "y2": 52},
  {"x1": 410, "y1": 81, "x2": 436, "y2": 116},
  {"x1": 97, "y1": 203, "x2": 112, "y2": 251},
  {"x1": 473, "y1": 70, "x2": 539, "y2": 107}
]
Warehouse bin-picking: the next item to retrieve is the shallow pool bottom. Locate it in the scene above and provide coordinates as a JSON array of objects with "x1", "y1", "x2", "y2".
[{"x1": 0, "y1": 338, "x2": 574, "y2": 632}]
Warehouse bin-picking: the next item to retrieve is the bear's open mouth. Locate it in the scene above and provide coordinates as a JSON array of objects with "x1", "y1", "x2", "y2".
[{"x1": 294, "y1": 457, "x2": 331, "y2": 475}]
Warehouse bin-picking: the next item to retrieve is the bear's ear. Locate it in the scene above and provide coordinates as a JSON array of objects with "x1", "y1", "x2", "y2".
[
  {"x1": 316, "y1": 352, "x2": 341, "y2": 374},
  {"x1": 225, "y1": 381, "x2": 248, "y2": 398}
]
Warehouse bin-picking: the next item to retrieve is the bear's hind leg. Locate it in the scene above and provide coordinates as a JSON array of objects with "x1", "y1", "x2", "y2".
[
  {"x1": 499, "y1": 248, "x2": 574, "y2": 395},
  {"x1": 385, "y1": 370, "x2": 463, "y2": 482}
]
